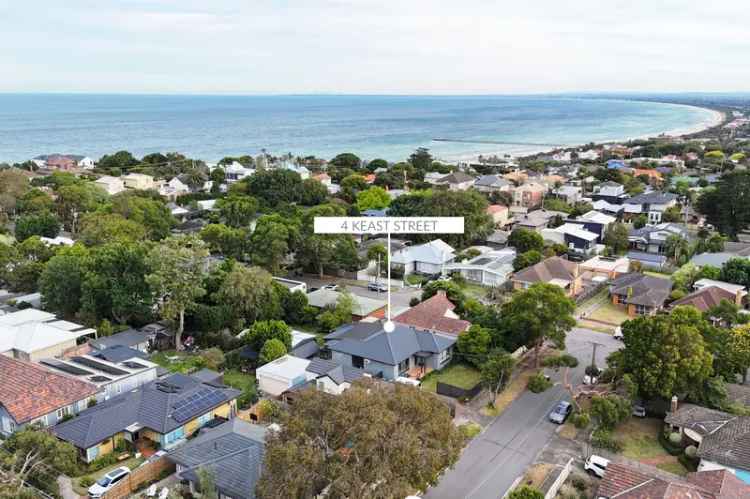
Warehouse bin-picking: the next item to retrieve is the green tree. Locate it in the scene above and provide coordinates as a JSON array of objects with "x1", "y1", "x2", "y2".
[
  {"x1": 617, "y1": 306, "x2": 714, "y2": 399},
  {"x1": 146, "y1": 235, "x2": 209, "y2": 349},
  {"x1": 366, "y1": 243, "x2": 388, "y2": 272},
  {"x1": 296, "y1": 203, "x2": 351, "y2": 277},
  {"x1": 14, "y1": 211, "x2": 60, "y2": 241},
  {"x1": 507, "y1": 228, "x2": 544, "y2": 253},
  {"x1": 316, "y1": 291, "x2": 354, "y2": 332},
  {"x1": 16, "y1": 189, "x2": 54, "y2": 214},
  {"x1": 38, "y1": 244, "x2": 90, "y2": 318},
  {"x1": 697, "y1": 171, "x2": 750, "y2": 238},
  {"x1": 111, "y1": 191, "x2": 174, "y2": 240},
  {"x1": 81, "y1": 242, "x2": 153, "y2": 324},
  {"x1": 300, "y1": 177, "x2": 329, "y2": 206},
  {"x1": 215, "y1": 266, "x2": 281, "y2": 325},
  {"x1": 632, "y1": 214, "x2": 648, "y2": 229},
  {"x1": 721, "y1": 258, "x2": 750, "y2": 288},
  {"x1": 482, "y1": 350, "x2": 516, "y2": 402},
  {"x1": 97, "y1": 150, "x2": 139, "y2": 172},
  {"x1": 729, "y1": 325, "x2": 750, "y2": 383},
  {"x1": 513, "y1": 250, "x2": 543, "y2": 271},
  {"x1": 421, "y1": 281, "x2": 467, "y2": 311},
  {"x1": 356, "y1": 186, "x2": 391, "y2": 212},
  {"x1": 507, "y1": 486, "x2": 544, "y2": 499},
  {"x1": 456, "y1": 325, "x2": 492, "y2": 367},
  {"x1": 500, "y1": 283, "x2": 576, "y2": 367},
  {"x1": 330, "y1": 152, "x2": 362, "y2": 170},
  {"x1": 590, "y1": 394, "x2": 631, "y2": 429},
  {"x1": 0, "y1": 169, "x2": 30, "y2": 218},
  {"x1": 366, "y1": 158, "x2": 388, "y2": 172},
  {"x1": 56, "y1": 182, "x2": 108, "y2": 232},
  {"x1": 259, "y1": 338, "x2": 288, "y2": 365},
  {"x1": 78, "y1": 212, "x2": 147, "y2": 246},
  {"x1": 409, "y1": 147, "x2": 433, "y2": 170},
  {"x1": 247, "y1": 169, "x2": 303, "y2": 207},
  {"x1": 250, "y1": 214, "x2": 299, "y2": 274},
  {"x1": 604, "y1": 222, "x2": 629, "y2": 254},
  {"x1": 196, "y1": 468, "x2": 218, "y2": 499},
  {"x1": 256, "y1": 380, "x2": 463, "y2": 499},
  {"x1": 341, "y1": 174, "x2": 368, "y2": 203},
  {"x1": 243, "y1": 320, "x2": 293, "y2": 352},
  {"x1": 216, "y1": 195, "x2": 258, "y2": 228},
  {"x1": 199, "y1": 223, "x2": 248, "y2": 260}
]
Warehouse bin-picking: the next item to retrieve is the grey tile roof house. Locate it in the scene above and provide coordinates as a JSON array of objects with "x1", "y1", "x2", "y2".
[
  {"x1": 168, "y1": 418, "x2": 267, "y2": 499},
  {"x1": 324, "y1": 321, "x2": 456, "y2": 380},
  {"x1": 52, "y1": 373, "x2": 240, "y2": 462},
  {"x1": 610, "y1": 273, "x2": 672, "y2": 316},
  {"x1": 629, "y1": 223, "x2": 688, "y2": 255},
  {"x1": 474, "y1": 175, "x2": 512, "y2": 192}
]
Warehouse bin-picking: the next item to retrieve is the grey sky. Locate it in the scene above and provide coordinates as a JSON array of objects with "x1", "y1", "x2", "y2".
[{"x1": 2, "y1": 0, "x2": 748, "y2": 94}]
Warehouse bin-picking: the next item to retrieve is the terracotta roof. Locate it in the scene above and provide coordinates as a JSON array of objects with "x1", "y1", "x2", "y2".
[
  {"x1": 0, "y1": 356, "x2": 99, "y2": 424},
  {"x1": 687, "y1": 469, "x2": 750, "y2": 499},
  {"x1": 393, "y1": 291, "x2": 470, "y2": 336},
  {"x1": 512, "y1": 256, "x2": 578, "y2": 285},
  {"x1": 487, "y1": 204, "x2": 508, "y2": 214},
  {"x1": 597, "y1": 462, "x2": 722, "y2": 499},
  {"x1": 670, "y1": 286, "x2": 736, "y2": 312},
  {"x1": 697, "y1": 415, "x2": 750, "y2": 473}
]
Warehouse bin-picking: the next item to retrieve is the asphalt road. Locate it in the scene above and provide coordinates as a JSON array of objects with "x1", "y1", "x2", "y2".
[
  {"x1": 294, "y1": 275, "x2": 421, "y2": 313},
  {"x1": 425, "y1": 328, "x2": 621, "y2": 499}
]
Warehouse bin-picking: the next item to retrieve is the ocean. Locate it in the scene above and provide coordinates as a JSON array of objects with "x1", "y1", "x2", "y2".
[{"x1": 0, "y1": 94, "x2": 720, "y2": 164}]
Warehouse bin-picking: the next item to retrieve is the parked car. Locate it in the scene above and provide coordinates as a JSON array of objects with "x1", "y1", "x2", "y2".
[
  {"x1": 613, "y1": 327, "x2": 623, "y2": 340},
  {"x1": 548, "y1": 401, "x2": 572, "y2": 424},
  {"x1": 584, "y1": 455, "x2": 610, "y2": 478},
  {"x1": 322, "y1": 284, "x2": 339, "y2": 291},
  {"x1": 88, "y1": 466, "x2": 131, "y2": 498},
  {"x1": 367, "y1": 282, "x2": 388, "y2": 292},
  {"x1": 632, "y1": 402, "x2": 646, "y2": 418}
]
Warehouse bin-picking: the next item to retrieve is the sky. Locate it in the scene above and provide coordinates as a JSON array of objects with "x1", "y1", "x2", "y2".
[{"x1": 2, "y1": 0, "x2": 749, "y2": 95}]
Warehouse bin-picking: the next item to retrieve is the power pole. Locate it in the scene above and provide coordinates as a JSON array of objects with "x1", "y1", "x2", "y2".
[{"x1": 588, "y1": 340, "x2": 605, "y2": 372}]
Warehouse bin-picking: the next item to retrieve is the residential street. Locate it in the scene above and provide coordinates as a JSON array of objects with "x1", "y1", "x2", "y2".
[
  {"x1": 293, "y1": 274, "x2": 421, "y2": 313},
  {"x1": 425, "y1": 328, "x2": 621, "y2": 499}
]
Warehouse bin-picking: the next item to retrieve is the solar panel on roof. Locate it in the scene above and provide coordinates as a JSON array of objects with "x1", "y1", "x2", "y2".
[
  {"x1": 171, "y1": 389, "x2": 227, "y2": 423},
  {"x1": 72, "y1": 356, "x2": 129, "y2": 376},
  {"x1": 40, "y1": 359, "x2": 93, "y2": 376}
]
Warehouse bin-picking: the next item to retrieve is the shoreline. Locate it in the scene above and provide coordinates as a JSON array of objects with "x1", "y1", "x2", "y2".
[{"x1": 439, "y1": 102, "x2": 727, "y2": 163}]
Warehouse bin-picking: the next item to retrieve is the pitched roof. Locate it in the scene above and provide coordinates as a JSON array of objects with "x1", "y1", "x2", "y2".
[
  {"x1": 0, "y1": 356, "x2": 99, "y2": 424},
  {"x1": 665, "y1": 403, "x2": 735, "y2": 438},
  {"x1": 390, "y1": 239, "x2": 455, "y2": 266},
  {"x1": 475, "y1": 175, "x2": 511, "y2": 188},
  {"x1": 670, "y1": 286, "x2": 736, "y2": 312},
  {"x1": 393, "y1": 291, "x2": 471, "y2": 336},
  {"x1": 725, "y1": 383, "x2": 750, "y2": 407},
  {"x1": 512, "y1": 256, "x2": 578, "y2": 285},
  {"x1": 697, "y1": 415, "x2": 750, "y2": 472},
  {"x1": 325, "y1": 321, "x2": 456, "y2": 366},
  {"x1": 437, "y1": 171, "x2": 475, "y2": 184},
  {"x1": 625, "y1": 191, "x2": 678, "y2": 206},
  {"x1": 89, "y1": 329, "x2": 151, "y2": 350},
  {"x1": 610, "y1": 273, "x2": 672, "y2": 307},
  {"x1": 687, "y1": 469, "x2": 750, "y2": 499},
  {"x1": 306, "y1": 358, "x2": 366, "y2": 384},
  {"x1": 52, "y1": 373, "x2": 240, "y2": 448},
  {"x1": 597, "y1": 462, "x2": 736, "y2": 499},
  {"x1": 168, "y1": 418, "x2": 267, "y2": 499}
]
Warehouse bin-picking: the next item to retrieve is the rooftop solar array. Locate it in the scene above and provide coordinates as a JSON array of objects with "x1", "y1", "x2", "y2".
[
  {"x1": 72, "y1": 356, "x2": 129, "y2": 376},
  {"x1": 40, "y1": 358, "x2": 93, "y2": 376},
  {"x1": 171, "y1": 388, "x2": 226, "y2": 423}
]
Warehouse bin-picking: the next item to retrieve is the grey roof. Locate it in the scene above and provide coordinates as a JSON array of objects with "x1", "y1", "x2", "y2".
[
  {"x1": 306, "y1": 358, "x2": 366, "y2": 384},
  {"x1": 610, "y1": 273, "x2": 672, "y2": 307},
  {"x1": 625, "y1": 191, "x2": 678, "y2": 205},
  {"x1": 665, "y1": 403, "x2": 735, "y2": 437},
  {"x1": 89, "y1": 329, "x2": 151, "y2": 350},
  {"x1": 91, "y1": 345, "x2": 147, "y2": 363},
  {"x1": 191, "y1": 368, "x2": 223, "y2": 385},
  {"x1": 474, "y1": 175, "x2": 511, "y2": 188},
  {"x1": 290, "y1": 338, "x2": 320, "y2": 359},
  {"x1": 168, "y1": 418, "x2": 267, "y2": 499},
  {"x1": 52, "y1": 373, "x2": 240, "y2": 449},
  {"x1": 437, "y1": 171, "x2": 475, "y2": 184},
  {"x1": 486, "y1": 230, "x2": 509, "y2": 245},
  {"x1": 697, "y1": 415, "x2": 750, "y2": 472},
  {"x1": 690, "y1": 252, "x2": 743, "y2": 268},
  {"x1": 628, "y1": 250, "x2": 667, "y2": 266},
  {"x1": 726, "y1": 384, "x2": 750, "y2": 407},
  {"x1": 325, "y1": 321, "x2": 456, "y2": 366},
  {"x1": 629, "y1": 223, "x2": 688, "y2": 243}
]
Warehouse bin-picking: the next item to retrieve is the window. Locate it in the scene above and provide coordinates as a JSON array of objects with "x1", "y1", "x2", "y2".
[
  {"x1": 86, "y1": 446, "x2": 100, "y2": 462},
  {"x1": 398, "y1": 358, "x2": 410, "y2": 374},
  {"x1": 352, "y1": 355, "x2": 365, "y2": 369},
  {"x1": 439, "y1": 348, "x2": 452, "y2": 364},
  {"x1": 635, "y1": 304, "x2": 649, "y2": 315},
  {"x1": 56, "y1": 406, "x2": 71, "y2": 420},
  {"x1": 197, "y1": 412, "x2": 212, "y2": 426},
  {"x1": 164, "y1": 426, "x2": 185, "y2": 445}
]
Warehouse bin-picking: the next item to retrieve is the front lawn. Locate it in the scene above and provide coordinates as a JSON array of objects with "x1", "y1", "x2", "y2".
[
  {"x1": 223, "y1": 369, "x2": 257, "y2": 408},
  {"x1": 421, "y1": 363, "x2": 482, "y2": 392},
  {"x1": 587, "y1": 301, "x2": 631, "y2": 326},
  {"x1": 73, "y1": 455, "x2": 145, "y2": 496},
  {"x1": 615, "y1": 418, "x2": 689, "y2": 476}
]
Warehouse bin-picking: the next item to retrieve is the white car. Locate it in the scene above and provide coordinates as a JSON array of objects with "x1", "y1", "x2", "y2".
[
  {"x1": 322, "y1": 284, "x2": 339, "y2": 291},
  {"x1": 584, "y1": 455, "x2": 610, "y2": 478},
  {"x1": 613, "y1": 327, "x2": 623, "y2": 340},
  {"x1": 88, "y1": 466, "x2": 131, "y2": 498}
]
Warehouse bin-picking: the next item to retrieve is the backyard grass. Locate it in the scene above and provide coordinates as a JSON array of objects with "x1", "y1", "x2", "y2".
[
  {"x1": 73, "y1": 455, "x2": 145, "y2": 496},
  {"x1": 421, "y1": 363, "x2": 482, "y2": 392},
  {"x1": 459, "y1": 422, "x2": 482, "y2": 439},
  {"x1": 149, "y1": 350, "x2": 206, "y2": 374},
  {"x1": 587, "y1": 301, "x2": 631, "y2": 326}
]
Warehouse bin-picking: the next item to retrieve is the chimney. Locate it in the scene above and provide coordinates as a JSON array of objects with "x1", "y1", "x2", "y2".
[
  {"x1": 670, "y1": 395, "x2": 678, "y2": 413},
  {"x1": 436, "y1": 290, "x2": 447, "y2": 298}
]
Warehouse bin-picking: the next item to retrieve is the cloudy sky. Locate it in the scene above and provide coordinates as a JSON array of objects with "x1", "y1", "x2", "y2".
[{"x1": 2, "y1": 0, "x2": 748, "y2": 94}]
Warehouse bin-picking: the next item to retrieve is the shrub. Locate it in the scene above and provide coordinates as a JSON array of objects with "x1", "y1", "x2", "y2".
[
  {"x1": 669, "y1": 432, "x2": 682, "y2": 445},
  {"x1": 527, "y1": 372, "x2": 552, "y2": 393},
  {"x1": 684, "y1": 445, "x2": 697, "y2": 458},
  {"x1": 585, "y1": 365, "x2": 601, "y2": 377},
  {"x1": 678, "y1": 453, "x2": 699, "y2": 472},
  {"x1": 409, "y1": 297, "x2": 421, "y2": 307},
  {"x1": 591, "y1": 428, "x2": 622, "y2": 452},
  {"x1": 658, "y1": 430, "x2": 685, "y2": 455},
  {"x1": 571, "y1": 476, "x2": 587, "y2": 492},
  {"x1": 542, "y1": 354, "x2": 579, "y2": 368},
  {"x1": 669, "y1": 289, "x2": 686, "y2": 301},
  {"x1": 257, "y1": 399, "x2": 280, "y2": 421},
  {"x1": 507, "y1": 485, "x2": 544, "y2": 499},
  {"x1": 459, "y1": 422, "x2": 482, "y2": 439},
  {"x1": 79, "y1": 476, "x2": 95, "y2": 488},
  {"x1": 87, "y1": 453, "x2": 118, "y2": 472},
  {"x1": 571, "y1": 412, "x2": 591, "y2": 429}
]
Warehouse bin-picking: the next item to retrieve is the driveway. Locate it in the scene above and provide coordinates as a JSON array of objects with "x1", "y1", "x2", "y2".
[
  {"x1": 425, "y1": 328, "x2": 621, "y2": 499},
  {"x1": 293, "y1": 274, "x2": 421, "y2": 313}
]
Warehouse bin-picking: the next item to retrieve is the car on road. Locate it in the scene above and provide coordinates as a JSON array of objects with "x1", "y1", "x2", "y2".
[
  {"x1": 584, "y1": 455, "x2": 610, "y2": 478},
  {"x1": 613, "y1": 327, "x2": 623, "y2": 340},
  {"x1": 322, "y1": 284, "x2": 339, "y2": 291},
  {"x1": 548, "y1": 401, "x2": 572, "y2": 424},
  {"x1": 367, "y1": 282, "x2": 389, "y2": 292},
  {"x1": 88, "y1": 466, "x2": 131, "y2": 498}
]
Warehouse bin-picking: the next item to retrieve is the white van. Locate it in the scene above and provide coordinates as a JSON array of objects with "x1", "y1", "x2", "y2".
[{"x1": 584, "y1": 455, "x2": 610, "y2": 478}]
